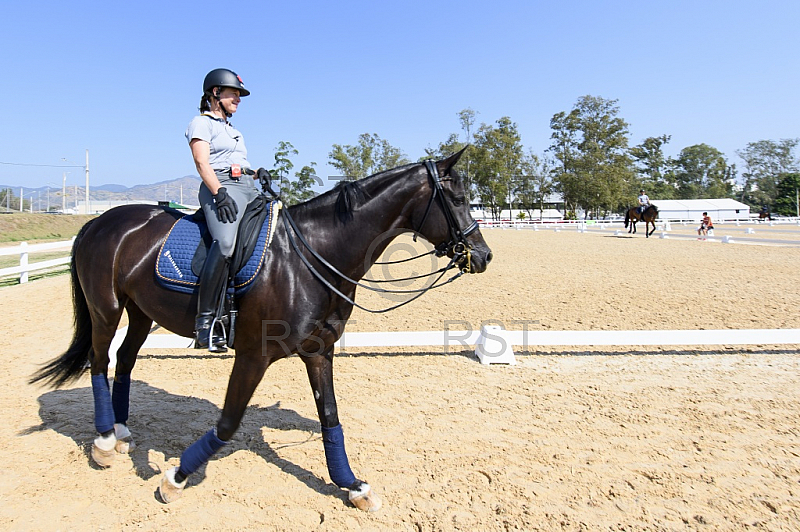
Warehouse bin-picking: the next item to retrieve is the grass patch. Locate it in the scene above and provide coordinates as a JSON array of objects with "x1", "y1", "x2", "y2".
[
  {"x1": 0, "y1": 213, "x2": 87, "y2": 285},
  {"x1": 0, "y1": 250, "x2": 72, "y2": 269},
  {"x1": 0, "y1": 265, "x2": 70, "y2": 287},
  {"x1": 0, "y1": 213, "x2": 95, "y2": 243}
]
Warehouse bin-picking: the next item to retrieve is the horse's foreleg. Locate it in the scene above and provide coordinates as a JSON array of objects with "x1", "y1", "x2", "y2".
[
  {"x1": 304, "y1": 350, "x2": 382, "y2": 512},
  {"x1": 159, "y1": 350, "x2": 270, "y2": 503}
]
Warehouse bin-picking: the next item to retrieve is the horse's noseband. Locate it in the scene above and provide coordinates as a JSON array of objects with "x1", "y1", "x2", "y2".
[{"x1": 418, "y1": 160, "x2": 477, "y2": 273}]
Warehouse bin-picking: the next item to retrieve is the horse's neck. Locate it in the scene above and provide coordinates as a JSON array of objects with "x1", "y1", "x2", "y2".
[{"x1": 290, "y1": 171, "x2": 420, "y2": 281}]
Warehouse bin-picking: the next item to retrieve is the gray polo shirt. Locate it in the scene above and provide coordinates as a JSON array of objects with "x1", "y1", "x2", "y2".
[{"x1": 186, "y1": 113, "x2": 250, "y2": 170}]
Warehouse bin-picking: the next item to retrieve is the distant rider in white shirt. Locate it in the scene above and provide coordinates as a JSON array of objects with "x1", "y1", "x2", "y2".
[{"x1": 637, "y1": 189, "x2": 650, "y2": 216}]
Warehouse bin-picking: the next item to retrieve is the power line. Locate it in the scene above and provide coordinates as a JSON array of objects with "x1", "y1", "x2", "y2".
[{"x1": 0, "y1": 161, "x2": 84, "y2": 168}]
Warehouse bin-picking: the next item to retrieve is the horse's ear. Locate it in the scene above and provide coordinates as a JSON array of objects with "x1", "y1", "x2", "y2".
[{"x1": 437, "y1": 146, "x2": 469, "y2": 174}]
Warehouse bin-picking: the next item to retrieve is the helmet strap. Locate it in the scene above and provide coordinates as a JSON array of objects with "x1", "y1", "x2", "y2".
[{"x1": 211, "y1": 89, "x2": 232, "y2": 119}]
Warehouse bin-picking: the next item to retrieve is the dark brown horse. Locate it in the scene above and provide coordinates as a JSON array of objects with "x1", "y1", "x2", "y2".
[
  {"x1": 30, "y1": 150, "x2": 492, "y2": 511},
  {"x1": 624, "y1": 204, "x2": 659, "y2": 237},
  {"x1": 758, "y1": 210, "x2": 772, "y2": 221}
]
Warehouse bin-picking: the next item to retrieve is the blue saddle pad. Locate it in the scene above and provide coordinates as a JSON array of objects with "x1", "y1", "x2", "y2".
[{"x1": 155, "y1": 201, "x2": 278, "y2": 296}]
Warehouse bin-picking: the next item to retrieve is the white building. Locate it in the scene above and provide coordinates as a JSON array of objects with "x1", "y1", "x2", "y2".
[
  {"x1": 652, "y1": 198, "x2": 750, "y2": 222},
  {"x1": 470, "y1": 193, "x2": 564, "y2": 221},
  {"x1": 76, "y1": 200, "x2": 199, "y2": 215}
]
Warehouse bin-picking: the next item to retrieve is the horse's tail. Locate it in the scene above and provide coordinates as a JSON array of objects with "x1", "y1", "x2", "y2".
[
  {"x1": 30, "y1": 219, "x2": 96, "y2": 388},
  {"x1": 624, "y1": 208, "x2": 630, "y2": 228}
]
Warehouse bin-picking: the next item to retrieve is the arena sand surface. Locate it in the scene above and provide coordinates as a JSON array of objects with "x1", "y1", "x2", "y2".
[{"x1": 1, "y1": 226, "x2": 799, "y2": 531}]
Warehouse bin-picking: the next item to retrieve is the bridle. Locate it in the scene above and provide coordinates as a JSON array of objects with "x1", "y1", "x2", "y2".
[
  {"x1": 414, "y1": 160, "x2": 478, "y2": 273},
  {"x1": 271, "y1": 161, "x2": 479, "y2": 313}
]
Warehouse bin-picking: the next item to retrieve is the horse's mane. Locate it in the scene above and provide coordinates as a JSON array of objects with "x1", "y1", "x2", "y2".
[
  {"x1": 329, "y1": 163, "x2": 419, "y2": 223},
  {"x1": 286, "y1": 162, "x2": 421, "y2": 224},
  {"x1": 334, "y1": 180, "x2": 367, "y2": 223}
]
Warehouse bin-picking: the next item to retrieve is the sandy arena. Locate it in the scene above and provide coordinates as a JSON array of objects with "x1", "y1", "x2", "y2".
[{"x1": 1, "y1": 225, "x2": 799, "y2": 531}]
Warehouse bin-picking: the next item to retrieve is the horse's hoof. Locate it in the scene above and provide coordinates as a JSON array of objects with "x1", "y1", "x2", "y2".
[
  {"x1": 349, "y1": 483, "x2": 382, "y2": 512},
  {"x1": 91, "y1": 443, "x2": 116, "y2": 468},
  {"x1": 112, "y1": 425, "x2": 135, "y2": 454},
  {"x1": 115, "y1": 439, "x2": 135, "y2": 454},
  {"x1": 158, "y1": 467, "x2": 187, "y2": 504}
]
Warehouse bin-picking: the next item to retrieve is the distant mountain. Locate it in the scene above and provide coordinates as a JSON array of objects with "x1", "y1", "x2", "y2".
[
  {"x1": 0, "y1": 176, "x2": 203, "y2": 207},
  {"x1": 94, "y1": 184, "x2": 129, "y2": 193}
]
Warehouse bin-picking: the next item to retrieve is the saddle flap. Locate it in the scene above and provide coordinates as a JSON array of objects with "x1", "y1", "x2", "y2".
[{"x1": 156, "y1": 200, "x2": 280, "y2": 296}]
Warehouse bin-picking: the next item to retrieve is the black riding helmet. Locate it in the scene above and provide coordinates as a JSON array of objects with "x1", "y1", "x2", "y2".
[{"x1": 203, "y1": 68, "x2": 250, "y2": 97}]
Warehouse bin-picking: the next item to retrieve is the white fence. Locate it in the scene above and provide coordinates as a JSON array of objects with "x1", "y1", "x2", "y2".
[
  {"x1": 115, "y1": 327, "x2": 800, "y2": 351},
  {"x1": 107, "y1": 326, "x2": 800, "y2": 368},
  {"x1": 0, "y1": 238, "x2": 75, "y2": 283},
  {"x1": 477, "y1": 217, "x2": 800, "y2": 229}
]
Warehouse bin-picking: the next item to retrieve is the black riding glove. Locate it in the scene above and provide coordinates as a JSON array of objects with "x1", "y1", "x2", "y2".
[
  {"x1": 256, "y1": 167, "x2": 279, "y2": 198},
  {"x1": 213, "y1": 187, "x2": 238, "y2": 223}
]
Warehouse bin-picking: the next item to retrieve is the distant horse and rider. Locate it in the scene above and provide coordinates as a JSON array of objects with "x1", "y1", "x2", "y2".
[
  {"x1": 624, "y1": 204, "x2": 659, "y2": 237},
  {"x1": 758, "y1": 206, "x2": 772, "y2": 221}
]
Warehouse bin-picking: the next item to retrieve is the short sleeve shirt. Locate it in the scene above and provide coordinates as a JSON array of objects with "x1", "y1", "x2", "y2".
[
  {"x1": 186, "y1": 113, "x2": 249, "y2": 170},
  {"x1": 638, "y1": 194, "x2": 649, "y2": 205}
]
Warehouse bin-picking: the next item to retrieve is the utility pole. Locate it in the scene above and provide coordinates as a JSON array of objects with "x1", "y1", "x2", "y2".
[{"x1": 85, "y1": 149, "x2": 90, "y2": 214}]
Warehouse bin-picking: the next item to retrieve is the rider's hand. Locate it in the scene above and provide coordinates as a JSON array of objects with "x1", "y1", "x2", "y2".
[
  {"x1": 256, "y1": 167, "x2": 280, "y2": 198},
  {"x1": 256, "y1": 167, "x2": 271, "y2": 186},
  {"x1": 213, "y1": 187, "x2": 238, "y2": 223}
]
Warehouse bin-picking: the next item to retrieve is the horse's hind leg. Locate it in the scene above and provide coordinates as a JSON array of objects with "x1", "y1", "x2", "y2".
[
  {"x1": 109, "y1": 302, "x2": 153, "y2": 454},
  {"x1": 86, "y1": 294, "x2": 140, "y2": 467},
  {"x1": 304, "y1": 349, "x2": 382, "y2": 512},
  {"x1": 87, "y1": 305, "x2": 124, "y2": 467}
]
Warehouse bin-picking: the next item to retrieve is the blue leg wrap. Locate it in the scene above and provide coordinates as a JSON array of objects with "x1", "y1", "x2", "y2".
[
  {"x1": 91, "y1": 374, "x2": 115, "y2": 434},
  {"x1": 322, "y1": 424, "x2": 357, "y2": 488},
  {"x1": 111, "y1": 373, "x2": 131, "y2": 425},
  {"x1": 178, "y1": 428, "x2": 227, "y2": 477}
]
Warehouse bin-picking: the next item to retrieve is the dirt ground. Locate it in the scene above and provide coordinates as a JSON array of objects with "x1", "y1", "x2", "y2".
[{"x1": 1, "y1": 226, "x2": 799, "y2": 531}]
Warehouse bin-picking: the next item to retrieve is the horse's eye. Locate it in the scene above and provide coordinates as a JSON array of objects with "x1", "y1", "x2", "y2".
[{"x1": 452, "y1": 197, "x2": 464, "y2": 206}]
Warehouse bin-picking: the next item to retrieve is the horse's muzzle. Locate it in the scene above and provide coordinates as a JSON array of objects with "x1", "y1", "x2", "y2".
[{"x1": 463, "y1": 247, "x2": 492, "y2": 274}]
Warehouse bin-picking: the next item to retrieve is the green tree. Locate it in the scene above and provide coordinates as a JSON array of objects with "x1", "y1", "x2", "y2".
[
  {"x1": 458, "y1": 108, "x2": 478, "y2": 201},
  {"x1": 515, "y1": 151, "x2": 555, "y2": 220},
  {"x1": 669, "y1": 144, "x2": 734, "y2": 199},
  {"x1": 471, "y1": 116, "x2": 523, "y2": 220},
  {"x1": 630, "y1": 135, "x2": 674, "y2": 199},
  {"x1": 775, "y1": 172, "x2": 800, "y2": 216},
  {"x1": 273, "y1": 140, "x2": 298, "y2": 196},
  {"x1": 736, "y1": 139, "x2": 799, "y2": 208},
  {"x1": 328, "y1": 133, "x2": 410, "y2": 180},
  {"x1": 284, "y1": 163, "x2": 319, "y2": 206},
  {"x1": 548, "y1": 95, "x2": 635, "y2": 218},
  {"x1": 422, "y1": 108, "x2": 481, "y2": 202},
  {"x1": 0, "y1": 188, "x2": 17, "y2": 211},
  {"x1": 422, "y1": 133, "x2": 465, "y2": 161}
]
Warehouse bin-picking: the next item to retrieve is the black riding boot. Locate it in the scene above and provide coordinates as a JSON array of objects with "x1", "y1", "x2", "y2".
[{"x1": 194, "y1": 240, "x2": 230, "y2": 352}]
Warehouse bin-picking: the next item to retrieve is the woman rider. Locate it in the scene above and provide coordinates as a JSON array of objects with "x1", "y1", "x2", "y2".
[{"x1": 186, "y1": 68, "x2": 260, "y2": 351}]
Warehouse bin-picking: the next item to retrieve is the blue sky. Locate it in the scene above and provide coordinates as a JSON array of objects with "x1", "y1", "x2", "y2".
[{"x1": 1, "y1": 0, "x2": 798, "y2": 193}]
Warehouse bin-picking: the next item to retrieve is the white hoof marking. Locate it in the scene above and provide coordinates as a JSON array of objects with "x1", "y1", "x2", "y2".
[
  {"x1": 349, "y1": 483, "x2": 382, "y2": 512},
  {"x1": 159, "y1": 467, "x2": 187, "y2": 504}
]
